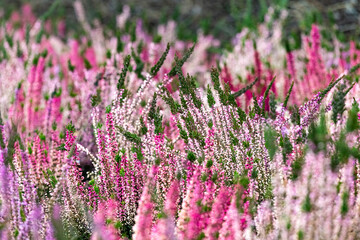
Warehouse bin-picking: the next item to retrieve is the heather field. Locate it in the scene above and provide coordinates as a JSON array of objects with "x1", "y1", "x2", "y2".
[{"x1": 0, "y1": 1, "x2": 360, "y2": 239}]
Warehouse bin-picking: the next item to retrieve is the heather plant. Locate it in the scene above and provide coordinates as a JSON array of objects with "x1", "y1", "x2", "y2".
[{"x1": 0, "y1": 2, "x2": 360, "y2": 240}]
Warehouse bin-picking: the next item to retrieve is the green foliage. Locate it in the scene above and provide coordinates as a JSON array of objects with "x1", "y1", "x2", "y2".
[
  {"x1": 39, "y1": 0, "x2": 61, "y2": 21},
  {"x1": 320, "y1": 73, "x2": 347, "y2": 100},
  {"x1": 239, "y1": 176, "x2": 250, "y2": 189},
  {"x1": 301, "y1": 193, "x2": 312, "y2": 212},
  {"x1": 229, "y1": 131, "x2": 239, "y2": 146},
  {"x1": 41, "y1": 49, "x2": 48, "y2": 58},
  {"x1": 346, "y1": 99, "x2": 360, "y2": 132},
  {"x1": 290, "y1": 155, "x2": 305, "y2": 180},
  {"x1": 206, "y1": 159, "x2": 213, "y2": 168},
  {"x1": 269, "y1": 92, "x2": 277, "y2": 119},
  {"x1": 56, "y1": 143, "x2": 66, "y2": 151},
  {"x1": 161, "y1": 87, "x2": 181, "y2": 114},
  {"x1": 148, "y1": 93, "x2": 158, "y2": 120},
  {"x1": 187, "y1": 151, "x2": 196, "y2": 162},
  {"x1": 290, "y1": 105, "x2": 300, "y2": 125},
  {"x1": 105, "y1": 105, "x2": 111, "y2": 114},
  {"x1": 210, "y1": 68, "x2": 221, "y2": 92},
  {"x1": 96, "y1": 122, "x2": 103, "y2": 129},
  {"x1": 250, "y1": 95, "x2": 262, "y2": 117},
  {"x1": 341, "y1": 191, "x2": 349, "y2": 216},
  {"x1": 153, "y1": 108, "x2": 164, "y2": 135},
  {"x1": 139, "y1": 117, "x2": 148, "y2": 136},
  {"x1": 175, "y1": 62, "x2": 202, "y2": 109},
  {"x1": 106, "y1": 49, "x2": 111, "y2": 59},
  {"x1": 196, "y1": 232, "x2": 206, "y2": 240},
  {"x1": 210, "y1": 68, "x2": 235, "y2": 106},
  {"x1": 330, "y1": 131, "x2": 360, "y2": 170},
  {"x1": 262, "y1": 76, "x2": 276, "y2": 116},
  {"x1": 179, "y1": 128, "x2": 189, "y2": 143},
  {"x1": 131, "y1": 47, "x2": 145, "y2": 80},
  {"x1": 67, "y1": 59, "x2": 75, "y2": 72},
  {"x1": 349, "y1": 63, "x2": 360, "y2": 74},
  {"x1": 66, "y1": 121, "x2": 76, "y2": 132},
  {"x1": 298, "y1": 230, "x2": 304, "y2": 240},
  {"x1": 308, "y1": 110, "x2": 327, "y2": 152},
  {"x1": 0, "y1": 114, "x2": 5, "y2": 149},
  {"x1": 150, "y1": 43, "x2": 170, "y2": 77},
  {"x1": 117, "y1": 55, "x2": 131, "y2": 91},
  {"x1": 122, "y1": 130, "x2": 142, "y2": 145},
  {"x1": 52, "y1": 87, "x2": 62, "y2": 98},
  {"x1": 264, "y1": 126, "x2": 278, "y2": 160},
  {"x1": 84, "y1": 58, "x2": 92, "y2": 70},
  {"x1": 331, "y1": 84, "x2": 346, "y2": 124},
  {"x1": 90, "y1": 89, "x2": 102, "y2": 107},
  {"x1": 116, "y1": 32, "x2": 124, "y2": 53},
  {"x1": 93, "y1": 185, "x2": 100, "y2": 194},
  {"x1": 168, "y1": 44, "x2": 195, "y2": 77},
  {"x1": 20, "y1": 206, "x2": 26, "y2": 222},
  {"x1": 280, "y1": 135, "x2": 293, "y2": 162},
  {"x1": 119, "y1": 167, "x2": 125, "y2": 177},
  {"x1": 237, "y1": 108, "x2": 247, "y2": 124},
  {"x1": 13, "y1": 228, "x2": 19, "y2": 238},
  {"x1": 283, "y1": 80, "x2": 294, "y2": 109}
]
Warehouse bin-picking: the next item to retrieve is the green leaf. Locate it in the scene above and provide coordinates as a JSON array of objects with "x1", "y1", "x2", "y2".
[
  {"x1": 94, "y1": 185, "x2": 100, "y2": 194},
  {"x1": 119, "y1": 168, "x2": 125, "y2": 177},
  {"x1": 233, "y1": 77, "x2": 259, "y2": 98},
  {"x1": 168, "y1": 43, "x2": 195, "y2": 77},
  {"x1": 346, "y1": 99, "x2": 360, "y2": 132},
  {"x1": 187, "y1": 151, "x2": 196, "y2": 162},
  {"x1": 150, "y1": 43, "x2": 170, "y2": 77},
  {"x1": 206, "y1": 159, "x2": 213, "y2": 168},
  {"x1": 262, "y1": 76, "x2": 276, "y2": 116},
  {"x1": 301, "y1": 193, "x2": 312, "y2": 212},
  {"x1": 90, "y1": 89, "x2": 102, "y2": 107},
  {"x1": 264, "y1": 127, "x2": 278, "y2": 160},
  {"x1": 207, "y1": 85, "x2": 216, "y2": 108},
  {"x1": 117, "y1": 55, "x2": 131, "y2": 91},
  {"x1": 283, "y1": 80, "x2": 294, "y2": 109},
  {"x1": 65, "y1": 121, "x2": 76, "y2": 133},
  {"x1": 341, "y1": 191, "x2": 349, "y2": 216},
  {"x1": 123, "y1": 131, "x2": 142, "y2": 144}
]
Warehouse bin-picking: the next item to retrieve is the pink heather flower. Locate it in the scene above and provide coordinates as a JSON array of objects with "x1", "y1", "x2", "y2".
[
  {"x1": 218, "y1": 194, "x2": 242, "y2": 240},
  {"x1": 132, "y1": 184, "x2": 154, "y2": 240},
  {"x1": 254, "y1": 47, "x2": 262, "y2": 80},
  {"x1": 254, "y1": 201, "x2": 275, "y2": 239},
  {"x1": 176, "y1": 169, "x2": 202, "y2": 240},
  {"x1": 164, "y1": 180, "x2": 180, "y2": 216},
  {"x1": 205, "y1": 186, "x2": 232, "y2": 240},
  {"x1": 85, "y1": 47, "x2": 97, "y2": 69},
  {"x1": 286, "y1": 51, "x2": 296, "y2": 83},
  {"x1": 50, "y1": 96, "x2": 62, "y2": 125},
  {"x1": 151, "y1": 216, "x2": 177, "y2": 240},
  {"x1": 91, "y1": 200, "x2": 120, "y2": 240},
  {"x1": 151, "y1": 180, "x2": 180, "y2": 240},
  {"x1": 186, "y1": 175, "x2": 206, "y2": 239},
  {"x1": 133, "y1": 166, "x2": 158, "y2": 240}
]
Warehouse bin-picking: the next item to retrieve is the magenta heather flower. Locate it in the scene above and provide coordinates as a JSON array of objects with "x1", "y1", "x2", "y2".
[
  {"x1": 205, "y1": 186, "x2": 232, "y2": 239},
  {"x1": 132, "y1": 166, "x2": 158, "y2": 240}
]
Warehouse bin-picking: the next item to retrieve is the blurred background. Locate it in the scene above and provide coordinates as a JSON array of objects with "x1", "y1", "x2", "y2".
[{"x1": 0, "y1": 0, "x2": 359, "y2": 46}]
